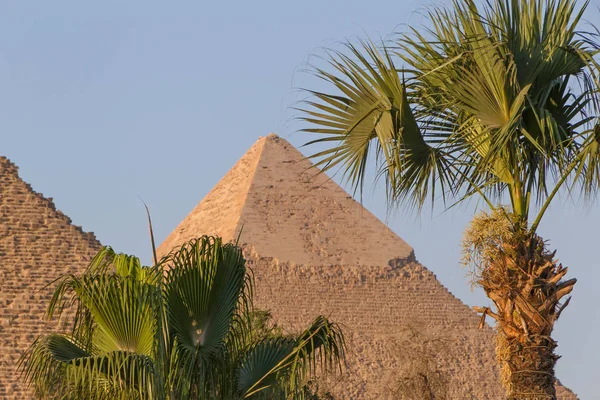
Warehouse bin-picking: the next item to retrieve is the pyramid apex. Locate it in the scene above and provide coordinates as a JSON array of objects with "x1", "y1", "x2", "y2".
[
  {"x1": 159, "y1": 135, "x2": 414, "y2": 266},
  {"x1": 258, "y1": 132, "x2": 283, "y2": 142},
  {"x1": 0, "y1": 155, "x2": 17, "y2": 171}
]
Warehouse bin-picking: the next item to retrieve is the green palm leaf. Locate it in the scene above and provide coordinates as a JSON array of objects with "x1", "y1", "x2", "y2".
[
  {"x1": 240, "y1": 316, "x2": 345, "y2": 399},
  {"x1": 301, "y1": 0, "x2": 600, "y2": 221},
  {"x1": 299, "y1": 40, "x2": 454, "y2": 208},
  {"x1": 163, "y1": 236, "x2": 250, "y2": 396},
  {"x1": 237, "y1": 338, "x2": 295, "y2": 398},
  {"x1": 21, "y1": 249, "x2": 161, "y2": 399}
]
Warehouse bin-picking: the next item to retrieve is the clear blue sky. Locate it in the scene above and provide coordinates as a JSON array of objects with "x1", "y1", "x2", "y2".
[{"x1": 1, "y1": 1, "x2": 598, "y2": 397}]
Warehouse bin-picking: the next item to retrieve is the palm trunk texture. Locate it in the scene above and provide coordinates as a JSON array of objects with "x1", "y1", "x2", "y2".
[{"x1": 474, "y1": 232, "x2": 576, "y2": 400}]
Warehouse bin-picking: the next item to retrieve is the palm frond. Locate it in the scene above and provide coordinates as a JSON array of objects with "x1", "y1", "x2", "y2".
[
  {"x1": 301, "y1": 0, "x2": 600, "y2": 222},
  {"x1": 21, "y1": 249, "x2": 162, "y2": 399},
  {"x1": 162, "y1": 236, "x2": 250, "y2": 396},
  {"x1": 237, "y1": 338, "x2": 295, "y2": 398},
  {"x1": 240, "y1": 316, "x2": 345, "y2": 399},
  {"x1": 299, "y1": 40, "x2": 455, "y2": 209}
]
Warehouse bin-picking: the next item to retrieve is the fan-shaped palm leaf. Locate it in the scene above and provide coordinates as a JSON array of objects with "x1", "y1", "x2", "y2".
[
  {"x1": 239, "y1": 316, "x2": 345, "y2": 399},
  {"x1": 162, "y1": 236, "x2": 250, "y2": 397},
  {"x1": 22, "y1": 249, "x2": 161, "y2": 399}
]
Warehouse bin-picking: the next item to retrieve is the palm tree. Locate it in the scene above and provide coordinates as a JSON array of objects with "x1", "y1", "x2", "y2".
[
  {"x1": 21, "y1": 236, "x2": 345, "y2": 399},
  {"x1": 298, "y1": 0, "x2": 600, "y2": 398}
]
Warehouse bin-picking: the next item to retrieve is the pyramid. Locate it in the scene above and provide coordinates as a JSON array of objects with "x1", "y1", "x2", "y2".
[
  {"x1": 0, "y1": 157, "x2": 101, "y2": 399},
  {"x1": 160, "y1": 134, "x2": 577, "y2": 399}
]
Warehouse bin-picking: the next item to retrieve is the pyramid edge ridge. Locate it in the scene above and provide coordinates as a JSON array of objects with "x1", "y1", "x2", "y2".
[
  {"x1": 157, "y1": 136, "x2": 271, "y2": 256},
  {"x1": 1, "y1": 155, "x2": 101, "y2": 246}
]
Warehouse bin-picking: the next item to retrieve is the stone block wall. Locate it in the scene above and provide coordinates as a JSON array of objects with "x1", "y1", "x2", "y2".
[
  {"x1": 0, "y1": 157, "x2": 101, "y2": 399},
  {"x1": 243, "y1": 247, "x2": 578, "y2": 399}
]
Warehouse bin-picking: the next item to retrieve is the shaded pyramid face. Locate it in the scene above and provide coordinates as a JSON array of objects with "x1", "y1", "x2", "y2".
[
  {"x1": 0, "y1": 157, "x2": 101, "y2": 399},
  {"x1": 158, "y1": 134, "x2": 577, "y2": 399}
]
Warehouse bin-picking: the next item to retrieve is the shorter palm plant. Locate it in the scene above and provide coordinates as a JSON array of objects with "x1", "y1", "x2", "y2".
[{"x1": 21, "y1": 236, "x2": 345, "y2": 399}]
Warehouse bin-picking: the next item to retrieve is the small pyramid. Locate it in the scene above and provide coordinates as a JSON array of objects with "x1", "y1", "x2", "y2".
[
  {"x1": 0, "y1": 157, "x2": 101, "y2": 399},
  {"x1": 159, "y1": 135, "x2": 578, "y2": 399}
]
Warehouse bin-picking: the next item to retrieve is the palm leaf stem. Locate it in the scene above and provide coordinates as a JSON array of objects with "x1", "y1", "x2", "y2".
[{"x1": 530, "y1": 147, "x2": 585, "y2": 232}]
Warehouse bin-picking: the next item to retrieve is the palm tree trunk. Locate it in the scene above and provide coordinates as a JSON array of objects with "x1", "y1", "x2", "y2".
[
  {"x1": 475, "y1": 231, "x2": 576, "y2": 400},
  {"x1": 496, "y1": 330, "x2": 557, "y2": 399}
]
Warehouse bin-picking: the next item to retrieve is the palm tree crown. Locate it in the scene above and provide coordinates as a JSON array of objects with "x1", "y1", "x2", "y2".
[
  {"x1": 300, "y1": 0, "x2": 600, "y2": 230},
  {"x1": 21, "y1": 237, "x2": 345, "y2": 399}
]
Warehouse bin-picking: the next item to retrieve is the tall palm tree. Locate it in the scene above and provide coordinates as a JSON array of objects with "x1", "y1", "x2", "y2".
[
  {"x1": 298, "y1": 0, "x2": 600, "y2": 398},
  {"x1": 21, "y1": 236, "x2": 345, "y2": 399}
]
